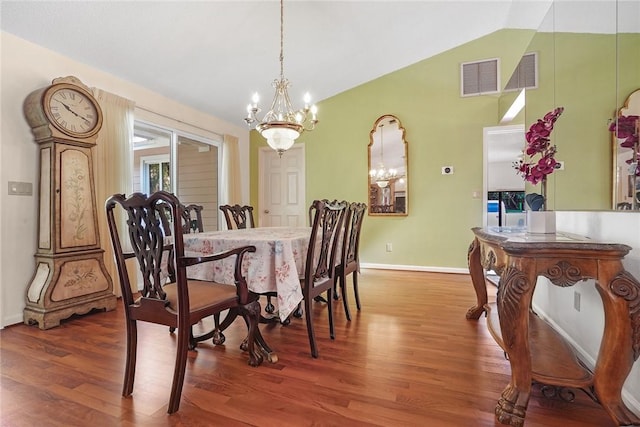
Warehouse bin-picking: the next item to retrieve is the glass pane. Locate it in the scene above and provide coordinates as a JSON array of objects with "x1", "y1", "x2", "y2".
[
  {"x1": 176, "y1": 136, "x2": 219, "y2": 231},
  {"x1": 148, "y1": 163, "x2": 159, "y2": 193},
  {"x1": 162, "y1": 162, "x2": 171, "y2": 192}
]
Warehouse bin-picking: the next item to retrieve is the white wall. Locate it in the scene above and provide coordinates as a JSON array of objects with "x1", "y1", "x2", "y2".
[
  {"x1": 487, "y1": 160, "x2": 525, "y2": 191},
  {"x1": 533, "y1": 211, "x2": 640, "y2": 416},
  {"x1": 0, "y1": 32, "x2": 250, "y2": 327}
]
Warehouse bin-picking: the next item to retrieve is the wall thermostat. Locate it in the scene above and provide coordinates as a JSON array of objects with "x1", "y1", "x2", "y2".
[{"x1": 441, "y1": 166, "x2": 454, "y2": 175}]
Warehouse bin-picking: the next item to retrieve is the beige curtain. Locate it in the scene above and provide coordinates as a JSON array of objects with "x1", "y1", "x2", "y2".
[
  {"x1": 92, "y1": 88, "x2": 135, "y2": 297},
  {"x1": 221, "y1": 134, "x2": 242, "y2": 205}
]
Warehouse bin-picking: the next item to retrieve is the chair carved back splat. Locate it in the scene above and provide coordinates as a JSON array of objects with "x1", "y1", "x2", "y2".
[
  {"x1": 220, "y1": 204, "x2": 255, "y2": 230},
  {"x1": 127, "y1": 197, "x2": 170, "y2": 300}
]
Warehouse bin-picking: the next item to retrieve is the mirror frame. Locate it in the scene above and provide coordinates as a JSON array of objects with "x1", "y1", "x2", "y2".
[
  {"x1": 368, "y1": 115, "x2": 408, "y2": 216},
  {"x1": 612, "y1": 88, "x2": 640, "y2": 210}
]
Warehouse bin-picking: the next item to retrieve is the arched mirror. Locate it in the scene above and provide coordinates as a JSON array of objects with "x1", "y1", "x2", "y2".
[
  {"x1": 368, "y1": 115, "x2": 408, "y2": 216},
  {"x1": 612, "y1": 89, "x2": 640, "y2": 210}
]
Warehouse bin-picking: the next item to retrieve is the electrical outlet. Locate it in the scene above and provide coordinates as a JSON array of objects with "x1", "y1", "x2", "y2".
[
  {"x1": 574, "y1": 291, "x2": 581, "y2": 311},
  {"x1": 386, "y1": 243, "x2": 393, "y2": 252},
  {"x1": 441, "y1": 166, "x2": 454, "y2": 175}
]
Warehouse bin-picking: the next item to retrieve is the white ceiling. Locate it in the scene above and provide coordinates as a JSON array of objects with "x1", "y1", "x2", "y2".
[{"x1": 1, "y1": 0, "x2": 558, "y2": 127}]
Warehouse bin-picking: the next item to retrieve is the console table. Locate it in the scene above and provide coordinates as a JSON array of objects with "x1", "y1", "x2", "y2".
[{"x1": 467, "y1": 227, "x2": 640, "y2": 427}]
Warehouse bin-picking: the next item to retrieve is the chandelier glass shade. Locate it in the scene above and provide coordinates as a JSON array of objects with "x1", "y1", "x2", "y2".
[
  {"x1": 369, "y1": 166, "x2": 398, "y2": 188},
  {"x1": 244, "y1": 0, "x2": 318, "y2": 156}
]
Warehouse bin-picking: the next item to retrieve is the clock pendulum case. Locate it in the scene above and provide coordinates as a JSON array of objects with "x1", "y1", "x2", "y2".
[{"x1": 22, "y1": 76, "x2": 116, "y2": 329}]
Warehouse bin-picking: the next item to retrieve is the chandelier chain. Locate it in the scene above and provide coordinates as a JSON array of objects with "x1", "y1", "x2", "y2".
[{"x1": 279, "y1": 0, "x2": 284, "y2": 80}]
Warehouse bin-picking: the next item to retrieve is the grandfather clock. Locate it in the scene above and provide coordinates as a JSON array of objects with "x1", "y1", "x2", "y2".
[{"x1": 22, "y1": 76, "x2": 116, "y2": 329}]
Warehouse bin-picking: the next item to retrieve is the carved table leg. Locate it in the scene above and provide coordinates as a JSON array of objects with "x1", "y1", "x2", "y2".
[
  {"x1": 467, "y1": 238, "x2": 488, "y2": 319},
  {"x1": 240, "y1": 300, "x2": 264, "y2": 367},
  {"x1": 495, "y1": 264, "x2": 536, "y2": 427},
  {"x1": 240, "y1": 302, "x2": 279, "y2": 365},
  {"x1": 593, "y1": 267, "x2": 640, "y2": 426}
]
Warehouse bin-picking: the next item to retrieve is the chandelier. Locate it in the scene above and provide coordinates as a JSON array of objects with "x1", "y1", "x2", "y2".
[
  {"x1": 369, "y1": 123, "x2": 398, "y2": 188},
  {"x1": 244, "y1": 0, "x2": 318, "y2": 156}
]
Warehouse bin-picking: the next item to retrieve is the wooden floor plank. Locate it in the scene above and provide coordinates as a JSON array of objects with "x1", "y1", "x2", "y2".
[{"x1": 0, "y1": 269, "x2": 621, "y2": 426}]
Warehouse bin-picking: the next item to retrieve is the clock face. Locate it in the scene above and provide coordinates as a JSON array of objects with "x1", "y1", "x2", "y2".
[{"x1": 46, "y1": 86, "x2": 100, "y2": 137}]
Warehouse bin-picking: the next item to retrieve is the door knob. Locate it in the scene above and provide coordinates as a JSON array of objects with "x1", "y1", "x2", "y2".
[{"x1": 264, "y1": 210, "x2": 270, "y2": 214}]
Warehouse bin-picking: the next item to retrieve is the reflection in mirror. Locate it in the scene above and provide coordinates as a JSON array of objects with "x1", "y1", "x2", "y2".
[
  {"x1": 521, "y1": 0, "x2": 621, "y2": 211},
  {"x1": 612, "y1": 89, "x2": 640, "y2": 209},
  {"x1": 484, "y1": 0, "x2": 636, "y2": 214},
  {"x1": 614, "y1": 0, "x2": 640, "y2": 210},
  {"x1": 483, "y1": 125, "x2": 526, "y2": 228},
  {"x1": 368, "y1": 115, "x2": 408, "y2": 216}
]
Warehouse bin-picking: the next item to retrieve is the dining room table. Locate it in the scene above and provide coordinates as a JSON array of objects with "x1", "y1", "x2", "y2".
[{"x1": 182, "y1": 226, "x2": 312, "y2": 322}]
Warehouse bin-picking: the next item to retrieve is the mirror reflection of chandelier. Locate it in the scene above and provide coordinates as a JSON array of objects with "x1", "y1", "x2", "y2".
[
  {"x1": 370, "y1": 123, "x2": 398, "y2": 188},
  {"x1": 243, "y1": 0, "x2": 318, "y2": 156}
]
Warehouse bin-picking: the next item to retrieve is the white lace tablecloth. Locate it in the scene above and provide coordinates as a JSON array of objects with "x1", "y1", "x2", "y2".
[{"x1": 183, "y1": 227, "x2": 311, "y2": 320}]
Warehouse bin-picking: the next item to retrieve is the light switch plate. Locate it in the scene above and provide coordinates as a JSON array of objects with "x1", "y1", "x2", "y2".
[{"x1": 8, "y1": 181, "x2": 33, "y2": 196}]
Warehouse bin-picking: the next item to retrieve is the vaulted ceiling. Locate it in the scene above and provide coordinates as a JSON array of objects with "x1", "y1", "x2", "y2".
[{"x1": 0, "y1": 1, "x2": 560, "y2": 126}]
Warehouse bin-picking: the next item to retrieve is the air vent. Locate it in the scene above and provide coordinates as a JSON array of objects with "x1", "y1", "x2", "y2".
[
  {"x1": 461, "y1": 58, "x2": 499, "y2": 96},
  {"x1": 505, "y1": 52, "x2": 538, "y2": 91}
]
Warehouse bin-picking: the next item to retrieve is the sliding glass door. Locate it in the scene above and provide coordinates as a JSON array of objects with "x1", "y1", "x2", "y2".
[{"x1": 132, "y1": 121, "x2": 221, "y2": 231}]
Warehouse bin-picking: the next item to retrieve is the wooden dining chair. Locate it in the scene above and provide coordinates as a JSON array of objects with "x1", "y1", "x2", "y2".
[
  {"x1": 158, "y1": 202, "x2": 204, "y2": 235},
  {"x1": 219, "y1": 204, "x2": 255, "y2": 230},
  {"x1": 334, "y1": 202, "x2": 367, "y2": 321},
  {"x1": 301, "y1": 199, "x2": 347, "y2": 358},
  {"x1": 182, "y1": 204, "x2": 204, "y2": 233},
  {"x1": 106, "y1": 191, "x2": 263, "y2": 414}
]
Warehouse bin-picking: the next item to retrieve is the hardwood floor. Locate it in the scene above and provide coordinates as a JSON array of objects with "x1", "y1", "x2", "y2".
[{"x1": 0, "y1": 270, "x2": 620, "y2": 426}]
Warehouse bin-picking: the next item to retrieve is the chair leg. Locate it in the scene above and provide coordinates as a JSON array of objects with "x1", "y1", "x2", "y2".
[
  {"x1": 188, "y1": 328, "x2": 197, "y2": 350},
  {"x1": 353, "y1": 271, "x2": 361, "y2": 310},
  {"x1": 313, "y1": 295, "x2": 327, "y2": 303},
  {"x1": 122, "y1": 319, "x2": 137, "y2": 397},
  {"x1": 305, "y1": 297, "x2": 319, "y2": 358},
  {"x1": 265, "y1": 295, "x2": 275, "y2": 314},
  {"x1": 340, "y1": 272, "x2": 351, "y2": 321},
  {"x1": 214, "y1": 308, "x2": 239, "y2": 345},
  {"x1": 293, "y1": 302, "x2": 303, "y2": 318},
  {"x1": 212, "y1": 313, "x2": 225, "y2": 345},
  {"x1": 327, "y1": 288, "x2": 335, "y2": 340},
  {"x1": 167, "y1": 321, "x2": 190, "y2": 414}
]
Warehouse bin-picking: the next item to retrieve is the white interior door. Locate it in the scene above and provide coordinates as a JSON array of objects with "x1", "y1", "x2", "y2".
[{"x1": 258, "y1": 144, "x2": 306, "y2": 227}]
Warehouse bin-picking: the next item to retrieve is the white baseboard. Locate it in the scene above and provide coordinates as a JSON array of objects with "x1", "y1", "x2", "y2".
[
  {"x1": 360, "y1": 262, "x2": 468, "y2": 275},
  {"x1": 4, "y1": 313, "x2": 24, "y2": 327}
]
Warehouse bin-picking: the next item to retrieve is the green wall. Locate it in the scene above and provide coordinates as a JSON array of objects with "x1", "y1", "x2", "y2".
[
  {"x1": 525, "y1": 32, "x2": 616, "y2": 210},
  {"x1": 250, "y1": 29, "x2": 635, "y2": 269}
]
